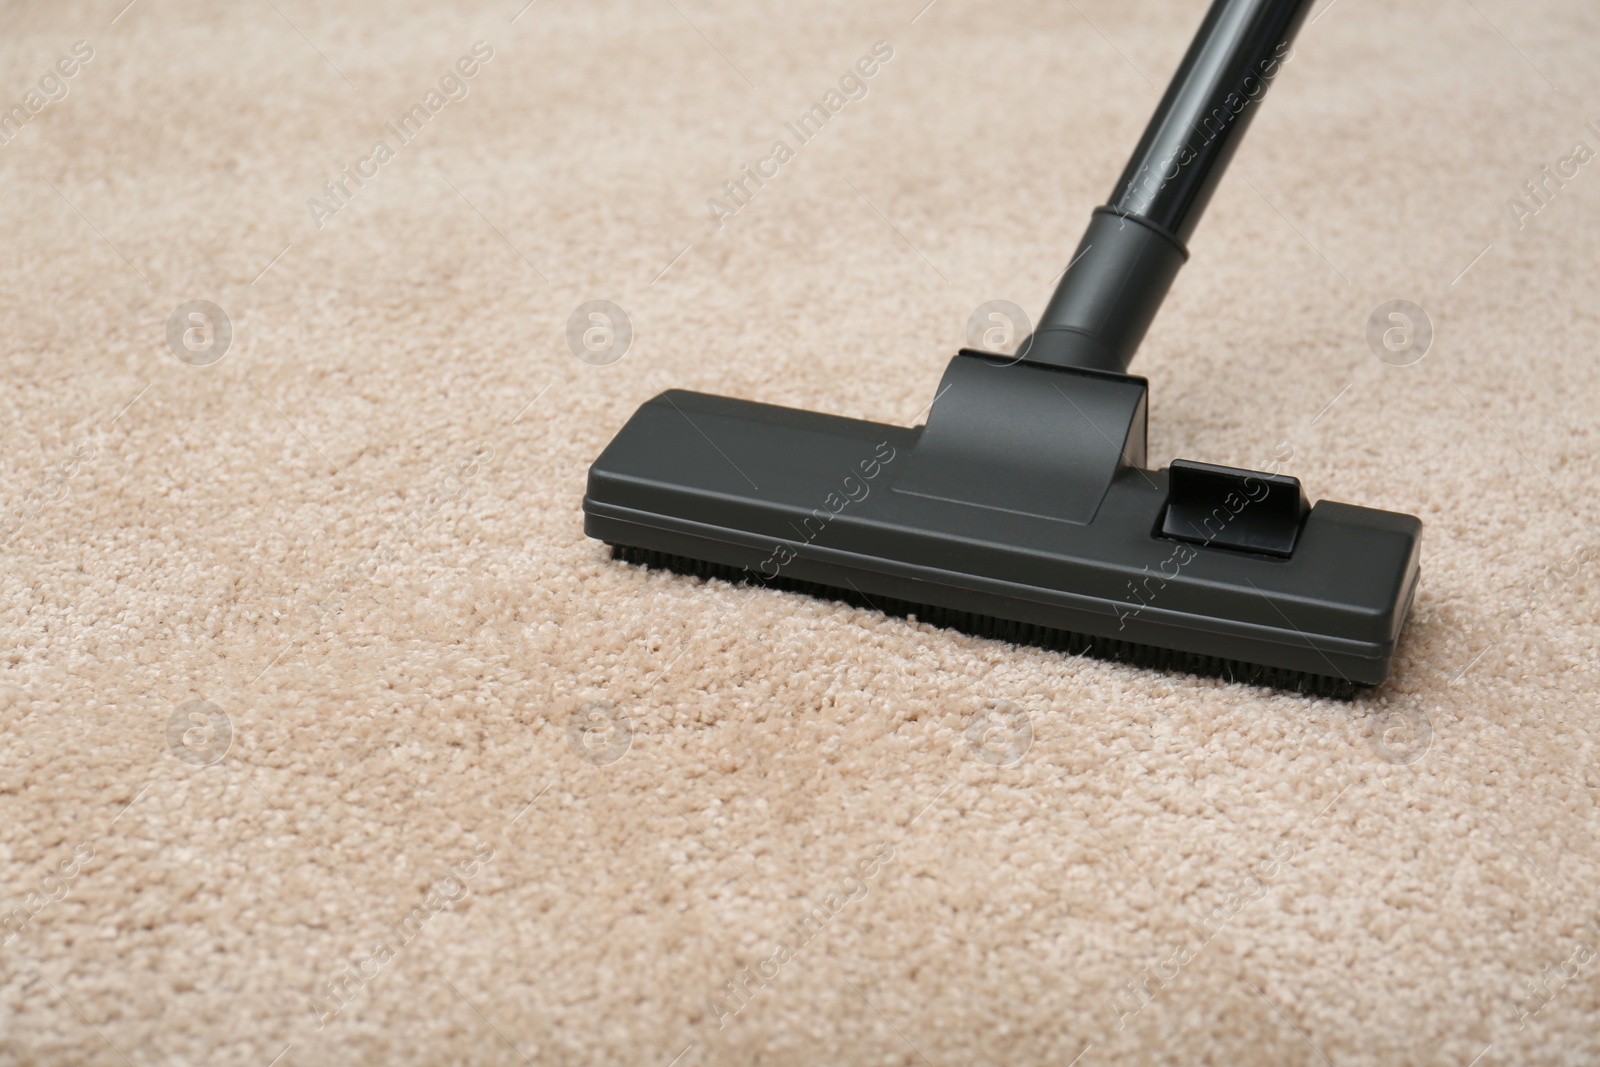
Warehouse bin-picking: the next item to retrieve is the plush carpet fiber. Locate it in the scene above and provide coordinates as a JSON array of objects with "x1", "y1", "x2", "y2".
[{"x1": 2, "y1": 0, "x2": 1598, "y2": 1064}]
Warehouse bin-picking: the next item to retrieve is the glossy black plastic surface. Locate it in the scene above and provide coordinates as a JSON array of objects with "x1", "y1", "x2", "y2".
[
  {"x1": 1026, "y1": 210, "x2": 1188, "y2": 373},
  {"x1": 581, "y1": 0, "x2": 1424, "y2": 693},
  {"x1": 1109, "y1": 0, "x2": 1315, "y2": 242},
  {"x1": 1024, "y1": 0, "x2": 1314, "y2": 374}
]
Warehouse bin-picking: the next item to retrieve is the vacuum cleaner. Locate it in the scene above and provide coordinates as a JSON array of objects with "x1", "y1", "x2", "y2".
[{"x1": 583, "y1": 0, "x2": 1421, "y2": 698}]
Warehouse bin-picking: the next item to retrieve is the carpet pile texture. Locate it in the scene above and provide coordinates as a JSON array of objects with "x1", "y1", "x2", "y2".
[{"x1": 2, "y1": 0, "x2": 1598, "y2": 1064}]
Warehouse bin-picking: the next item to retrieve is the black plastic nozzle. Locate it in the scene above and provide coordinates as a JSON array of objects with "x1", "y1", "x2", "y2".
[
  {"x1": 583, "y1": 0, "x2": 1424, "y2": 696},
  {"x1": 1024, "y1": 0, "x2": 1315, "y2": 373}
]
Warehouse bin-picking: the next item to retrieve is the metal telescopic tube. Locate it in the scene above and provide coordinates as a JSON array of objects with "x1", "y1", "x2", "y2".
[{"x1": 1023, "y1": 0, "x2": 1316, "y2": 374}]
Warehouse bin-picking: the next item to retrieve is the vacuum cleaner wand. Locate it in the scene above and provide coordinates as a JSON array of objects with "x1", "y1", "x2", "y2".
[
  {"x1": 1027, "y1": 0, "x2": 1312, "y2": 374},
  {"x1": 584, "y1": 0, "x2": 1421, "y2": 698}
]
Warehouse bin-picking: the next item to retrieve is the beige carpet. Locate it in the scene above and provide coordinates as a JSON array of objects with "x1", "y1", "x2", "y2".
[{"x1": 2, "y1": 0, "x2": 1598, "y2": 1063}]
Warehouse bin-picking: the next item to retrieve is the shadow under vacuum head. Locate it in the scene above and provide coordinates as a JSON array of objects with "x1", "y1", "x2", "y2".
[{"x1": 583, "y1": 0, "x2": 1422, "y2": 697}]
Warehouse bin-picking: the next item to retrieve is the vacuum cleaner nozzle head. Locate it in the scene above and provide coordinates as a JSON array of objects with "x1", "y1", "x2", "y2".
[
  {"x1": 585, "y1": 352, "x2": 1421, "y2": 698},
  {"x1": 583, "y1": 0, "x2": 1422, "y2": 696}
]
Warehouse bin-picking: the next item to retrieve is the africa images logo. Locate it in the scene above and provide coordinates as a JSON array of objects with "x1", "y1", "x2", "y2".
[
  {"x1": 705, "y1": 41, "x2": 894, "y2": 229},
  {"x1": 306, "y1": 42, "x2": 495, "y2": 229}
]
